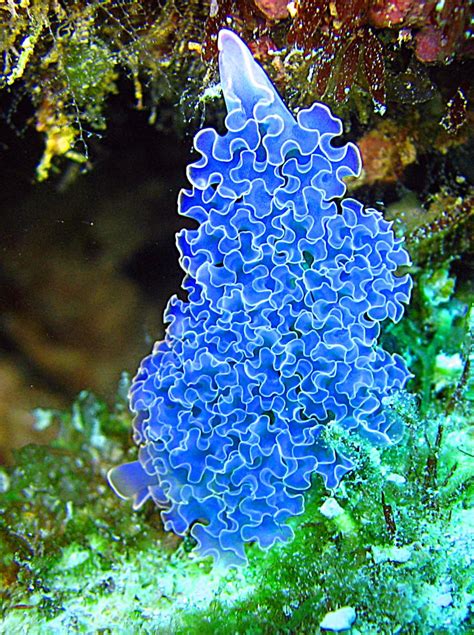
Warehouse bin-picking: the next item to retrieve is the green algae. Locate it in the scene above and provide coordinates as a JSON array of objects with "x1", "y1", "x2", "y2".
[
  {"x1": 0, "y1": 265, "x2": 473, "y2": 633},
  {"x1": 0, "y1": 7, "x2": 472, "y2": 633},
  {"x1": 1, "y1": 2, "x2": 471, "y2": 183},
  {"x1": 62, "y1": 36, "x2": 118, "y2": 130},
  {"x1": 384, "y1": 261, "x2": 473, "y2": 416},
  {"x1": 0, "y1": 0, "x2": 207, "y2": 180}
]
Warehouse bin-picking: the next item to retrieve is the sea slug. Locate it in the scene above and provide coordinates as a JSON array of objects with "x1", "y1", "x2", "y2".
[{"x1": 108, "y1": 29, "x2": 412, "y2": 566}]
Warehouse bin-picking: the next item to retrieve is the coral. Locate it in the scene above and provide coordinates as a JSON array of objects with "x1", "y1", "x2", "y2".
[
  {"x1": 288, "y1": 0, "x2": 387, "y2": 110},
  {"x1": 284, "y1": 0, "x2": 471, "y2": 110},
  {"x1": 356, "y1": 119, "x2": 417, "y2": 185},
  {"x1": 368, "y1": 0, "x2": 472, "y2": 63},
  {"x1": 1, "y1": 1, "x2": 472, "y2": 180},
  {"x1": 108, "y1": 30, "x2": 412, "y2": 567},
  {"x1": 0, "y1": 6, "x2": 472, "y2": 633},
  {"x1": 386, "y1": 190, "x2": 474, "y2": 265},
  {"x1": 201, "y1": 0, "x2": 473, "y2": 121},
  {"x1": 368, "y1": 0, "x2": 437, "y2": 28},
  {"x1": 252, "y1": 0, "x2": 291, "y2": 21}
]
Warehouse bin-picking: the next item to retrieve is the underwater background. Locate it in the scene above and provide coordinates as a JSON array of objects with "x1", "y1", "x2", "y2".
[{"x1": 0, "y1": 1, "x2": 473, "y2": 633}]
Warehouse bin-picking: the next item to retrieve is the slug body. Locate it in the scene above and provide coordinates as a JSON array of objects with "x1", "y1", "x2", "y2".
[{"x1": 108, "y1": 30, "x2": 412, "y2": 566}]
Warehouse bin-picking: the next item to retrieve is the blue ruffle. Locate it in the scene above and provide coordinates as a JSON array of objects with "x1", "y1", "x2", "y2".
[{"x1": 109, "y1": 29, "x2": 412, "y2": 567}]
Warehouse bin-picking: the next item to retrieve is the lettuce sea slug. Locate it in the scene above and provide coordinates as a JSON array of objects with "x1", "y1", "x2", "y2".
[{"x1": 108, "y1": 29, "x2": 412, "y2": 567}]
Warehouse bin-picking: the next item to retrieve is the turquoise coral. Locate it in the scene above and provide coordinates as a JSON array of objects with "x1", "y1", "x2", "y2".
[{"x1": 108, "y1": 29, "x2": 412, "y2": 566}]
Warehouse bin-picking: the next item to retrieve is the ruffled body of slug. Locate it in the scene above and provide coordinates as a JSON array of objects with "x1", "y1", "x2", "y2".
[{"x1": 108, "y1": 29, "x2": 412, "y2": 567}]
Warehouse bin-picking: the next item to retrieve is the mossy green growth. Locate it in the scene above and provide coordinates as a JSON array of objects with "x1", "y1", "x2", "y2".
[
  {"x1": 384, "y1": 260, "x2": 473, "y2": 414},
  {"x1": 175, "y1": 401, "x2": 473, "y2": 634},
  {"x1": 0, "y1": 377, "x2": 166, "y2": 623},
  {"x1": 0, "y1": 0, "x2": 210, "y2": 180},
  {"x1": 0, "y1": 274, "x2": 473, "y2": 633},
  {"x1": 62, "y1": 36, "x2": 118, "y2": 130}
]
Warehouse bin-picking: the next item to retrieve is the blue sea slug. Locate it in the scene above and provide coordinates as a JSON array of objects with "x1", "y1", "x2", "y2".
[{"x1": 108, "y1": 29, "x2": 412, "y2": 566}]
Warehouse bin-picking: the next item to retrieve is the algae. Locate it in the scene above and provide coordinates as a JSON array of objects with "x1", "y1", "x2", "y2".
[
  {"x1": 1, "y1": 1, "x2": 471, "y2": 181},
  {"x1": 0, "y1": 266, "x2": 472, "y2": 633},
  {"x1": 0, "y1": 5, "x2": 472, "y2": 632}
]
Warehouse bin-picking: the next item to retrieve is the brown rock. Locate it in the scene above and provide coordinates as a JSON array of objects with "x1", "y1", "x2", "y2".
[{"x1": 253, "y1": 0, "x2": 290, "y2": 20}]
